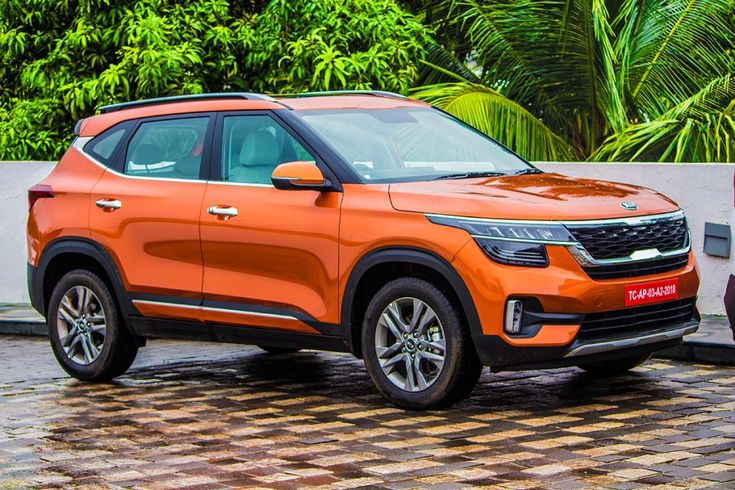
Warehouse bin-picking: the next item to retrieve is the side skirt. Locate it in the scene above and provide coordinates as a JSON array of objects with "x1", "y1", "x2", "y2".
[{"x1": 128, "y1": 317, "x2": 350, "y2": 353}]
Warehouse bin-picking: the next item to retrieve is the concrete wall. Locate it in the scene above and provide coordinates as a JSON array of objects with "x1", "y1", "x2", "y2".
[
  {"x1": 0, "y1": 161, "x2": 732, "y2": 314},
  {"x1": 0, "y1": 162, "x2": 55, "y2": 304}
]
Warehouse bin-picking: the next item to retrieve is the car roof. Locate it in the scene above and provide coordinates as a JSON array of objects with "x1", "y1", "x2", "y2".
[{"x1": 77, "y1": 92, "x2": 429, "y2": 137}]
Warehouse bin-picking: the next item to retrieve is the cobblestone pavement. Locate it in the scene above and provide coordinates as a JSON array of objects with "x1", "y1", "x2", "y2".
[{"x1": 1, "y1": 336, "x2": 734, "y2": 489}]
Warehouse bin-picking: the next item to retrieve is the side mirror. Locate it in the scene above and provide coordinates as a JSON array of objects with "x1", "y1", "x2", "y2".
[{"x1": 271, "y1": 161, "x2": 332, "y2": 191}]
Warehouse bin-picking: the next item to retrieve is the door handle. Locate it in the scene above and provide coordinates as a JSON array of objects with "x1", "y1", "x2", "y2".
[
  {"x1": 95, "y1": 199, "x2": 122, "y2": 210},
  {"x1": 207, "y1": 205, "x2": 239, "y2": 218}
]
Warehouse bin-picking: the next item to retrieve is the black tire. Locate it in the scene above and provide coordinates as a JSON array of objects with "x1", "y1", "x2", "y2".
[
  {"x1": 257, "y1": 345, "x2": 301, "y2": 355},
  {"x1": 577, "y1": 354, "x2": 651, "y2": 376},
  {"x1": 47, "y1": 269, "x2": 138, "y2": 381},
  {"x1": 362, "y1": 277, "x2": 483, "y2": 410}
]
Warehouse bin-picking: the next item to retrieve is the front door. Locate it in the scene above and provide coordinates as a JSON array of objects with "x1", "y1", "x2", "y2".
[{"x1": 199, "y1": 113, "x2": 341, "y2": 334}]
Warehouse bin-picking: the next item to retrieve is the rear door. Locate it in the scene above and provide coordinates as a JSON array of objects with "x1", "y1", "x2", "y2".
[
  {"x1": 198, "y1": 112, "x2": 342, "y2": 333},
  {"x1": 89, "y1": 114, "x2": 213, "y2": 321}
]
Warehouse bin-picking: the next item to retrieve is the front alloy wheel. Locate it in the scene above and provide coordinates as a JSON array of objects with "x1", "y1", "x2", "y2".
[
  {"x1": 362, "y1": 277, "x2": 483, "y2": 409},
  {"x1": 375, "y1": 298, "x2": 446, "y2": 392}
]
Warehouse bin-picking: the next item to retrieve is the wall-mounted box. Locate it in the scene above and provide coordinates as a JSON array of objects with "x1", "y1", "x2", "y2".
[{"x1": 704, "y1": 222, "x2": 731, "y2": 258}]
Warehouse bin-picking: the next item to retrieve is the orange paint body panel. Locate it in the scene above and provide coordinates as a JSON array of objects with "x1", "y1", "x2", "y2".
[
  {"x1": 199, "y1": 183, "x2": 342, "y2": 324},
  {"x1": 28, "y1": 149, "x2": 104, "y2": 266},
  {"x1": 89, "y1": 168, "x2": 205, "y2": 300},
  {"x1": 389, "y1": 174, "x2": 679, "y2": 221}
]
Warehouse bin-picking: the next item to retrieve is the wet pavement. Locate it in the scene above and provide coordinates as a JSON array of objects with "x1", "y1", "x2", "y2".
[{"x1": 1, "y1": 336, "x2": 734, "y2": 489}]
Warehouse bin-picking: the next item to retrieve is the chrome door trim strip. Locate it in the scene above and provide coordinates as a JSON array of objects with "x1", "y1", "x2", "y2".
[
  {"x1": 563, "y1": 323, "x2": 698, "y2": 358},
  {"x1": 199, "y1": 305, "x2": 297, "y2": 321},
  {"x1": 131, "y1": 299, "x2": 300, "y2": 321}
]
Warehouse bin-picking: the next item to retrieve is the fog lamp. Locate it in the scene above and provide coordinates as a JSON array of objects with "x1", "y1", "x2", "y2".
[{"x1": 504, "y1": 300, "x2": 524, "y2": 334}]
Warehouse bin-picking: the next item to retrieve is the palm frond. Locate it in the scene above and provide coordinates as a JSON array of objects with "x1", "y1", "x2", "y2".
[
  {"x1": 418, "y1": 43, "x2": 481, "y2": 85},
  {"x1": 614, "y1": 0, "x2": 735, "y2": 119},
  {"x1": 592, "y1": 74, "x2": 735, "y2": 162},
  {"x1": 411, "y1": 82, "x2": 580, "y2": 161}
]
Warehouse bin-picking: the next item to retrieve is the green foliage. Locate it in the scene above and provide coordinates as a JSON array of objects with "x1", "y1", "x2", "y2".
[
  {"x1": 0, "y1": 0, "x2": 429, "y2": 160},
  {"x1": 245, "y1": 0, "x2": 429, "y2": 93},
  {"x1": 412, "y1": 0, "x2": 735, "y2": 162}
]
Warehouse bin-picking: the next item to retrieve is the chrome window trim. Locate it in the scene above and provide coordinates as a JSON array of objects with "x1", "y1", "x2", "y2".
[
  {"x1": 76, "y1": 137, "x2": 277, "y2": 188},
  {"x1": 74, "y1": 137, "x2": 209, "y2": 184},
  {"x1": 132, "y1": 299, "x2": 299, "y2": 321}
]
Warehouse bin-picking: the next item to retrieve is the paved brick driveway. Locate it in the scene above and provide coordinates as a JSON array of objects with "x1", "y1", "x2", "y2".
[{"x1": 1, "y1": 336, "x2": 734, "y2": 489}]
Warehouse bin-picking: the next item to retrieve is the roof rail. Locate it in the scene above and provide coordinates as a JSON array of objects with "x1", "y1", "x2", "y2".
[
  {"x1": 284, "y1": 90, "x2": 408, "y2": 99},
  {"x1": 97, "y1": 92, "x2": 276, "y2": 114}
]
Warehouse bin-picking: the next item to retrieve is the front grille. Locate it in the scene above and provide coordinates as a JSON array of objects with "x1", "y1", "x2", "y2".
[
  {"x1": 584, "y1": 254, "x2": 689, "y2": 280},
  {"x1": 567, "y1": 214, "x2": 688, "y2": 260},
  {"x1": 577, "y1": 298, "x2": 696, "y2": 342}
]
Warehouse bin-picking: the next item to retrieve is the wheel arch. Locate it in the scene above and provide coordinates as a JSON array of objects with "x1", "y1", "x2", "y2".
[
  {"x1": 32, "y1": 238, "x2": 134, "y2": 323},
  {"x1": 340, "y1": 246, "x2": 481, "y2": 357}
]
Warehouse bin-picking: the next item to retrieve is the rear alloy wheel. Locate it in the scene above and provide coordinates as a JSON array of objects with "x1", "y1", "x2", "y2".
[
  {"x1": 577, "y1": 354, "x2": 651, "y2": 376},
  {"x1": 56, "y1": 285, "x2": 107, "y2": 365},
  {"x1": 362, "y1": 278, "x2": 482, "y2": 409},
  {"x1": 48, "y1": 270, "x2": 138, "y2": 381}
]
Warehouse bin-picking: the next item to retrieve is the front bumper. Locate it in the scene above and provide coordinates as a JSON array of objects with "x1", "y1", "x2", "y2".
[
  {"x1": 452, "y1": 241, "x2": 701, "y2": 370},
  {"x1": 475, "y1": 319, "x2": 698, "y2": 371}
]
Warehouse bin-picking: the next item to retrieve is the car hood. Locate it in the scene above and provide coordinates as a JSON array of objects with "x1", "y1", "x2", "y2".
[{"x1": 388, "y1": 173, "x2": 679, "y2": 221}]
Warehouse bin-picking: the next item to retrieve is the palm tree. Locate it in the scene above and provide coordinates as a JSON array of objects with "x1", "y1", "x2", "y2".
[{"x1": 410, "y1": 0, "x2": 735, "y2": 162}]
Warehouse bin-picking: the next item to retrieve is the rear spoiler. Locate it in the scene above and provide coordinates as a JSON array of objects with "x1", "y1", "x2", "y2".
[{"x1": 74, "y1": 118, "x2": 86, "y2": 137}]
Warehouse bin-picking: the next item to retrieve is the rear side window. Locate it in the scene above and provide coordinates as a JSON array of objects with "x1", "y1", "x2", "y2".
[
  {"x1": 124, "y1": 117, "x2": 209, "y2": 180},
  {"x1": 84, "y1": 123, "x2": 132, "y2": 166}
]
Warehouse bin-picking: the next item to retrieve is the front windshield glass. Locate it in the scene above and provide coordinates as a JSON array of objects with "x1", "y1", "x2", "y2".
[{"x1": 295, "y1": 107, "x2": 533, "y2": 183}]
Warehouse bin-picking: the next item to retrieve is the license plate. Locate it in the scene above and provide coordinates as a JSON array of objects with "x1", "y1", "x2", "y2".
[{"x1": 625, "y1": 278, "x2": 679, "y2": 306}]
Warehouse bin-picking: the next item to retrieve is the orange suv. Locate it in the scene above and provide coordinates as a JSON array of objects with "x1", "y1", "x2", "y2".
[{"x1": 27, "y1": 91, "x2": 700, "y2": 409}]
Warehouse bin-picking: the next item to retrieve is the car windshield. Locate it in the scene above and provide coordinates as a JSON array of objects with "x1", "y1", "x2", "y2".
[{"x1": 295, "y1": 107, "x2": 533, "y2": 183}]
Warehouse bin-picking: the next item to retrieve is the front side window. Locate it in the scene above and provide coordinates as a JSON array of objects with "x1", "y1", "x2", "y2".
[
  {"x1": 220, "y1": 115, "x2": 316, "y2": 185},
  {"x1": 124, "y1": 117, "x2": 209, "y2": 180},
  {"x1": 295, "y1": 107, "x2": 532, "y2": 183}
]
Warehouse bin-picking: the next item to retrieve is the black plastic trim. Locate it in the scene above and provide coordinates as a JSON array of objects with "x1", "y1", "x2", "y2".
[
  {"x1": 340, "y1": 246, "x2": 481, "y2": 355},
  {"x1": 98, "y1": 93, "x2": 276, "y2": 114},
  {"x1": 475, "y1": 334, "x2": 684, "y2": 371},
  {"x1": 128, "y1": 317, "x2": 347, "y2": 352},
  {"x1": 725, "y1": 274, "x2": 735, "y2": 341}
]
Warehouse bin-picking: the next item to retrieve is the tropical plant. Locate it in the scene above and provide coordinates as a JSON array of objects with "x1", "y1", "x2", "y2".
[
  {"x1": 411, "y1": 0, "x2": 735, "y2": 163},
  {"x1": 245, "y1": 0, "x2": 430, "y2": 94},
  {"x1": 0, "y1": 0, "x2": 429, "y2": 160}
]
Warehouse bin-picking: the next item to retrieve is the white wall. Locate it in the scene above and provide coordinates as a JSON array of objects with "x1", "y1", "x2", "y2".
[
  {"x1": 536, "y1": 163, "x2": 733, "y2": 315},
  {"x1": 0, "y1": 161, "x2": 732, "y2": 314},
  {"x1": 0, "y1": 162, "x2": 55, "y2": 304}
]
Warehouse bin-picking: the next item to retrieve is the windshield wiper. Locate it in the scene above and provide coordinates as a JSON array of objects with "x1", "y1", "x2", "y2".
[
  {"x1": 431, "y1": 171, "x2": 508, "y2": 181},
  {"x1": 512, "y1": 168, "x2": 544, "y2": 175}
]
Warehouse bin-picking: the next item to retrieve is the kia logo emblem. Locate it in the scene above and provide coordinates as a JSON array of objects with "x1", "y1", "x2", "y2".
[{"x1": 620, "y1": 201, "x2": 638, "y2": 211}]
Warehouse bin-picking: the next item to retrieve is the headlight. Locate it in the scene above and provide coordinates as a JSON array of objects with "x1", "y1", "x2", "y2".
[{"x1": 426, "y1": 214, "x2": 577, "y2": 267}]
